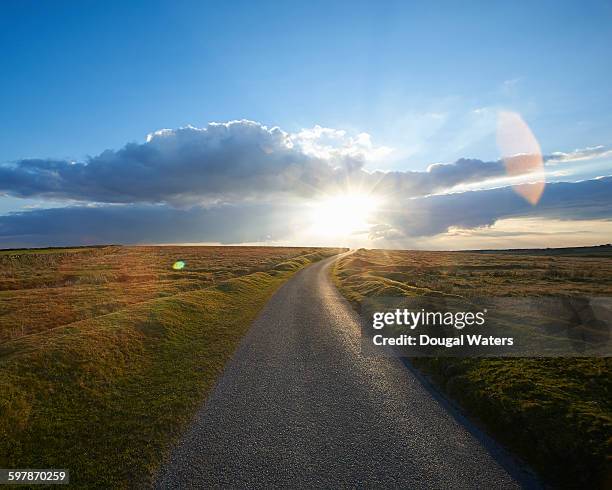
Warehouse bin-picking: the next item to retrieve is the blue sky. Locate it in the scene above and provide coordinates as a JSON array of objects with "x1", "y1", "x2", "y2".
[
  {"x1": 1, "y1": 1, "x2": 611, "y2": 248},
  {"x1": 2, "y1": 1, "x2": 611, "y2": 164}
]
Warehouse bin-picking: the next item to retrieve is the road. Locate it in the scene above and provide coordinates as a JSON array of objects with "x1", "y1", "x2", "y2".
[{"x1": 156, "y1": 254, "x2": 539, "y2": 488}]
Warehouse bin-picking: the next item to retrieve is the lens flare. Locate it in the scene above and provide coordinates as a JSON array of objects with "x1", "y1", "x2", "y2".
[
  {"x1": 497, "y1": 111, "x2": 545, "y2": 205},
  {"x1": 172, "y1": 260, "x2": 186, "y2": 270}
]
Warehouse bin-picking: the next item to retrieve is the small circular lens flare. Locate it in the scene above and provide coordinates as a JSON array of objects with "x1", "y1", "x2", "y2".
[{"x1": 172, "y1": 260, "x2": 186, "y2": 270}]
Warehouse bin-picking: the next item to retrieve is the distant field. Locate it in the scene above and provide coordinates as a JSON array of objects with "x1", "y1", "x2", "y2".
[
  {"x1": 0, "y1": 245, "x2": 331, "y2": 342},
  {"x1": 0, "y1": 245, "x2": 343, "y2": 487},
  {"x1": 471, "y1": 244, "x2": 612, "y2": 258},
  {"x1": 333, "y1": 249, "x2": 612, "y2": 488}
]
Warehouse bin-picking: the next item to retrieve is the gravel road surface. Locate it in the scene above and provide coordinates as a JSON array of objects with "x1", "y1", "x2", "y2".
[{"x1": 156, "y1": 254, "x2": 539, "y2": 488}]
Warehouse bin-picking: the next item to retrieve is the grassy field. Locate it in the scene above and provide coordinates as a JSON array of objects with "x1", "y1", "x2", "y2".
[
  {"x1": 0, "y1": 245, "x2": 342, "y2": 487},
  {"x1": 0, "y1": 245, "x2": 336, "y2": 343},
  {"x1": 333, "y1": 248, "x2": 612, "y2": 489}
]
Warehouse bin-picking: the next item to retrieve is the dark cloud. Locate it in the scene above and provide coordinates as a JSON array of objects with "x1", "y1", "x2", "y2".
[
  {"x1": 1, "y1": 120, "x2": 544, "y2": 206},
  {"x1": 0, "y1": 202, "x2": 298, "y2": 248},
  {"x1": 0, "y1": 121, "x2": 342, "y2": 206},
  {"x1": 1, "y1": 120, "x2": 610, "y2": 248},
  {"x1": 366, "y1": 158, "x2": 508, "y2": 197},
  {"x1": 2, "y1": 178, "x2": 610, "y2": 248},
  {"x1": 374, "y1": 177, "x2": 612, "y2": 238}
]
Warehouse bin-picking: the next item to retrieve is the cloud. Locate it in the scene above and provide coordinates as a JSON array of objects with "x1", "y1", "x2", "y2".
[
  {"x1": 1, "y1": 120, "x2": 583, "y2": 208},
  {"x1": 0, "y1": 202, "x2": 299, "y2": 248},
  {"x1": 292, "y1": 125, "x2": 393, "y2": 165},
  {"x1": 1, "y1": 120, "x2": 611, "y2": 248},
  {"x1": 412, "y1": 217, "x2": 612, "y2": 251},
  {"x1": 545, "y1": 145, "x2": 612, "y2": 164},
  {"x1": 2, "y1": 177, "x2": 611, "y2": 248},
  {"x1": 0, "y1": 121, "x2": 364, "y2": 206},
  {"x1": 372, "y1": 176, "x2": 612, "y2": 239}
]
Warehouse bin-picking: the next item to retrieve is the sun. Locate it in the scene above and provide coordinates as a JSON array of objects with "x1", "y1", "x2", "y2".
[{"x1": 308, "y1": 192, "x2": 381, "y2": 237}]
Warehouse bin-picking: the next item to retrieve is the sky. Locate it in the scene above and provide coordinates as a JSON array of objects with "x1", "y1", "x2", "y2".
[{"x1": 1, "y1": 0, "x2": 611, "y2": 249}]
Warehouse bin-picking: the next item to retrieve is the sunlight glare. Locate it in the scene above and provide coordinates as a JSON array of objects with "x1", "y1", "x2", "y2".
[{"x1": 308, "y1": 193, "x2": 380, "y2": 237}]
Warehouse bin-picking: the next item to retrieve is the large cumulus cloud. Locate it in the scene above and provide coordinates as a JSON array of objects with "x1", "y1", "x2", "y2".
[
  {"x1": 1, "y1": 121, "x2": 340, "y2": 205},
  {"x1": 1, "y1": 120, "x2": 611, "y2": 248},
  {"x1": 0, "y1": 120, "x2": 550, "y2": 206}
]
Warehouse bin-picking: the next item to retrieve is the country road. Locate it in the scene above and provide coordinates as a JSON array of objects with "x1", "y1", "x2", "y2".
[{"x1": 156, "y1": 254, "x2": 540, "y2": 488}]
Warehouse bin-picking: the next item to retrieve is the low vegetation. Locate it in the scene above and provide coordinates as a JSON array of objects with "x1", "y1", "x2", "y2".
[
  {"x1": 0, "y1": 245, "x2": 342, "y2": 487},
  {"x1": 0, "y1": 245, "x2": 334, "y2": 342},
  {"x1": 333, "y1": 248, "x2": 612, "y2": 488}
]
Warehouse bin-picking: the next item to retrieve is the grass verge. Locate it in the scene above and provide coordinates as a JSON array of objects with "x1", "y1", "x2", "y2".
[
  {"x1": 332, "y1": 249, "x2": 611, "y2": 489},
  {"x1": 0, "y1": 249, "x2": 337, "y2": 488}
]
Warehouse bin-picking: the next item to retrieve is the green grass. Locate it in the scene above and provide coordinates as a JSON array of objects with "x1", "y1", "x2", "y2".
[
  {"x1": 332, "y1": 249, "x2": 612, "y2": 489},
  {"x1": 411, "y1": 357, "x2": 611, "y2": 489},
  {"x1": 0, "y1": 247, "x2": 340, "y2": 488}
]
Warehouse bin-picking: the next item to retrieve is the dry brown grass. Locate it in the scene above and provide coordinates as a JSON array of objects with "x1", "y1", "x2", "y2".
[{"x1": 0, "y1": 245, "x2": 330, "y2": 343}]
